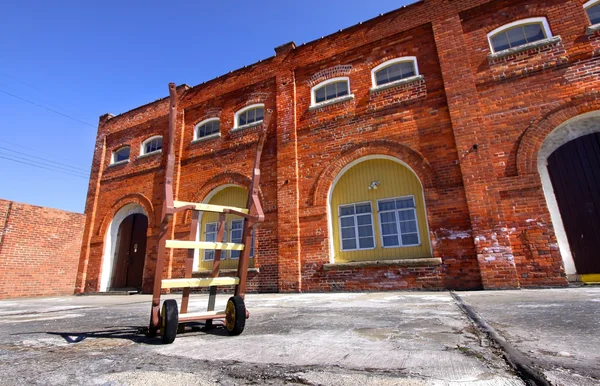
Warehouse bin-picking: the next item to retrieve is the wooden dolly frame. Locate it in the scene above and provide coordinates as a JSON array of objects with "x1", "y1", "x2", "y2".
[{"x1": 148, "y1": 83, "x2": 271, "y2": 343}]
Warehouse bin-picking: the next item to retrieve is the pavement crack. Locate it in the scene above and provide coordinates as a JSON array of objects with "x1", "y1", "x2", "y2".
[{"x1": 451, "y1": 291, "x2": 552, "y2": 386}]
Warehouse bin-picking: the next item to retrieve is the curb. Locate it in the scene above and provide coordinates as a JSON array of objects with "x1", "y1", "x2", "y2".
[{"x1": 451, "y1": 291, "x2": 551, "y2": 386}]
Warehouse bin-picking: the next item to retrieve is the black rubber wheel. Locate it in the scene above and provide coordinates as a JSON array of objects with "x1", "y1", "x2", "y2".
[
  {"x1": 225, "y1": 295, "x2": 246, "y2": 335},
  {"x1": 160, "y1": 299, "x2": 179, "y2": 344}
]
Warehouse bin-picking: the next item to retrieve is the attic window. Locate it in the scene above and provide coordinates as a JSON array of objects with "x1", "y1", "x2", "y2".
[
  {"x1": 141, "y1": 136, "x2": 162, "y2": 155},
  {"x1": 585, "y1": 0, "x2": 600, "y2": 25},
  {"x1": 234, "y1": 104, "x2": 264, "y2": 130},
  {"x1": 372, "y1": 57, "x2": 418, "y2": 87},
  {"x1": 111, "y1": 146, "x2": 130, "y2": 164},
  {"x1": 194, "y1": 118, "x2": 220, "y2": 140},
  {"x1": 311, "y1": 77, "x2": 351, "y2": 107},
  {"x1": 487, "y1": 18, "x2": 552, "y2": 53}
]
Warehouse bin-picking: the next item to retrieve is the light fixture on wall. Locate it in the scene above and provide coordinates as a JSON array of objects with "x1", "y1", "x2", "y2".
[{"x1": 368, "y1": 181, "x2": 380, "y2": 190}]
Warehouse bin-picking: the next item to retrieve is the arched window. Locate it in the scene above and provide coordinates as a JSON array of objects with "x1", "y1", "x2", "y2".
[
  {"x1": 234, "y1": 104, "x2": 264, "y2": 130},
  {"x1": 311, "y1": 77, "x2": 351, "y2": 106},
  {"x1": 371, "y1": 57, "x2": 419, "y2": 88},
  {"x1": 140, "y1": 136, "x2": 162, "y2": 156},
  {"x1": 196, "y1": 186, "x2": 256, "y2": 271},
  {"x1": 111, "y1": 146, "x2": 130, "y2": 164},
  {"x1": 487, "y1": 18, "x2": 552, "y2": 53},
  {"x1": 194, "y1": 118, "x2": 220, "y2": 141},
  {"x1": 585, "y1": 0, "x2": 600, "y2": 25},
  {"x1": 329, "y1": 157, "x2": 431, "y2": 263}
]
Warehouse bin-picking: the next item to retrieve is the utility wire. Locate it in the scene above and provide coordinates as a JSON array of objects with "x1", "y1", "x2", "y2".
[
  {"x1": 0, "y1": 146, "x2": 88, "y2": 173},
  {"x1": 0, "y1": 139, "x2": 83, "y2": 166},
  {"x1": 0, "y1": 87, "x2": 96, "y2": 128},
  {"x1": 0, "y1": 154, "x2": 88, "y2": 179}
]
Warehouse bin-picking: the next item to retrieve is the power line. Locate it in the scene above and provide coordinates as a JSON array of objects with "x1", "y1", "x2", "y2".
[
  {"x1": 0, "y1": 146, "x2": 88, "y2": 173},
  {"x1": 0, "y1": 87, "x2": 96, "y2": 128},
  {"x1": 0, "y1": 139, "x2": 82, "y2": 166},
  {"x1": 0, "y1": 154, "x2": 88, "y2": 179}
]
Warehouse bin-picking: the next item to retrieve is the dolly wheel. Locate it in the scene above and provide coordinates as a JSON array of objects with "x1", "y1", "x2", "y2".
[
  {"x1": 225, "y1": 295, "x2": 246, "y2": 335},
  {"x1": 161, "y1": 299, "x2": 179, "y2": 344}
]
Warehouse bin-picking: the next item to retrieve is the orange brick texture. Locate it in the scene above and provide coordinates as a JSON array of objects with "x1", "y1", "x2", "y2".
[
  {"x1": 77, "y1": 0, "x2": 600, "y2": 294},
  {"x1": 0, "y1": 199, "x2": 85, "y2": 299}
]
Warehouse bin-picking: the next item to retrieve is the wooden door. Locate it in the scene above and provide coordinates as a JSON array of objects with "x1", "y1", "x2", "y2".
[
  {"x1": 112, "y1": 214, "x2": 148, "y2": 289},
  {"x1": 547, "y1": 132, "x2": 600, "y2": 274}
]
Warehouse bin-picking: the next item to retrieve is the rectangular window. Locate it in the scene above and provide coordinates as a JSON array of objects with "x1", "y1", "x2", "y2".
[
  {"x1": 338, "y1": 202, "x2": 375, "y2": 251},
  {"x1": 378, "y1": 197, "x2": 420, "y2": 248},
  {"x1": 204, "y1": 222, "x2": 217, "y2": 261},
  {"x1": 229, "y1": 219, "x2": 243, "y2": 259}
]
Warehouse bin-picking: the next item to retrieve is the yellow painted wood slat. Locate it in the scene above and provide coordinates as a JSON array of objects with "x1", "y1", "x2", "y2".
[
  {"x1": 180, "y1": 310, "x2": 226, "y2": 318},
  {"x1": 174, "y1": 200, "x2": 248, "y2": 214},
  {"x1": 161, "y1": 277, "x2": 240, "y2": 289},
  {"x1": 166, "y1": 240, "x2": 245, "y2": 250}
]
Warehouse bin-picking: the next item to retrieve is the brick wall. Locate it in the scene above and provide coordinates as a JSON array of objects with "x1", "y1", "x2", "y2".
[
  {"x1": 77, "y1": 0, "x2": 600, "y2": 294},
  {"x1": 0, "y1": 199, "x2": 85, "y2": 299}
]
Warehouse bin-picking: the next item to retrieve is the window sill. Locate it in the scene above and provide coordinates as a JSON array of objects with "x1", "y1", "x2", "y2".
[
  {"x1": 107, "y1": 159, "x2": 129, "y2": 168},
  {"x1": 137, "y1": 150, "x2": 162, "y2": 159},
  {"x1": 232, "y1": 120, "x2": 263, "y2": 132},
  {"x1": 191, "y1": 132, "x2": 221, "y2": 144},
  {"x1": 309, "y1": 94, "x2": 355, "y2": 111},
  {"x1": 488, "y1": 36, "x2": 562, "y2": 61},
  {"x1": 193, "y1": 267, "x2": 259, "y2": 276},
  {"x1": 323, "y1": 257, "x2": 442, "y2": 271},
  {"x1": 370, "y1": 75, "x2": 424, "y2": 93},
  {"x1": 586, "y1": 23, "x2": 600, "y2": 35}
]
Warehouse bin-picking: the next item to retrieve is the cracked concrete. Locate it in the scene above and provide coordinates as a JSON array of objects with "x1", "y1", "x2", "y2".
[{"x1": 2, "y1": 288, "x2": 593, "y2": 385}]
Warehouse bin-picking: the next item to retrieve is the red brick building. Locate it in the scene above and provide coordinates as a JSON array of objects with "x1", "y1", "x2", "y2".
[
  {"x1": 76, "y1": 0, "x2": 600, "y2": 294},
  {"x1": 0, "y1": 199, "x2": 85, "y2": 299}
]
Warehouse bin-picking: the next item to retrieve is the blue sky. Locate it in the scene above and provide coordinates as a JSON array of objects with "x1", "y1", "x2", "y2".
[{"x1": 0, "y1": 0, "x2": 412, "y2": 213}]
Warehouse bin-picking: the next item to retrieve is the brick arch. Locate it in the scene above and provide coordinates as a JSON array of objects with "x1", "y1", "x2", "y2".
[
  {"x1": 312, "y1": 141, "x2": 436, "y2": 206},
  {"x1": 96, "y1": 193, "x2": 155, "y2": 237},
  {"x1": 517, "y1": 92, "x2": 600, "y2": 175}
]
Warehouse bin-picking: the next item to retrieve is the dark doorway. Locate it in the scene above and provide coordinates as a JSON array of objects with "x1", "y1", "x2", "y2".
[
  {"x1": 111, "y1": 213, "x2": 148, "y2": 289},
  {"x1": 547, "y1": 132, "x2": 600, "y2": 274}
]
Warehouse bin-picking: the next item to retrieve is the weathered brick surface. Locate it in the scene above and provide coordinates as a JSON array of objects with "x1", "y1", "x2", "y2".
[
  {"x1": 77, "y1": 0, "x2": 600, "y2": 294},
  {"x1": 0, "y1": 199, "x2": 85, "y2": 299}
]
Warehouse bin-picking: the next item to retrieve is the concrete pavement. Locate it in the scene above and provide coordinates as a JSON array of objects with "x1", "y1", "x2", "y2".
[{"x1": 0, "y1": 288, "x2": 597, "y2": 385}]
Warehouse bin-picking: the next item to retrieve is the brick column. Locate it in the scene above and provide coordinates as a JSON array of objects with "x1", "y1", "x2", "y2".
[
  {"x1": 75, "y1": 114, "x2": 110, "y2": 293},
  {"x1": 432, "y1": 11, "x2": 519, "y2": 289},
  {"x1": 274, "y1": 42, "x2": 302, "y2": 292}
]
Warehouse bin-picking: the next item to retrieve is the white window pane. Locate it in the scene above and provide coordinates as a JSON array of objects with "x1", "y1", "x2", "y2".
[
  {"x1": 398, "y1": 210, "x2": 416, "y2": 221},
  {"x1": 231, "y1": 250, "x2": 240, "y2": 259},
  {"x1": 340, "y1": 217, "x2": 355, "y2": 227},
  {"x1": 256, "y1": 108, "x2": 264, "y2": 121},
  {"x1": 378, "y1": 200, "x2": 395, "y2": 211},
  {"x1": 357, "y1": 215, "x2": 371, "y2": 226},
  {"x1": 206, "y1": 223, "x2": 217, "y2": 233},
  {"x1": 507, "y1": 27, "x2": 527, "y2": 48},
  {"x1": 336, "y1": 81, "x2": 348, "y2": 97},
  {"x1": 358, "y1": 225, "x2": 373, "y2": 237},
  {"x1": 341, "y1": 227, "x2": 355, "y2": 239},
  {"x1": 491, "y1": 32, "x2": 510, "y2": 52},
  {"x1": 396, "y1": 197, "x2": 415, "y2": 209},
  {"x1": 588, "y1": 4, "x2": 600, "y2": 24},
  {"x1": 342, "y1": 239, "x2": 357, "y2": 250},
  {"x1": 387, "y1": 64, "x2": 404, "y2": 82},
  {"x1": 402, "y1": 234, "x2": 419, "y2": 246},
  {"x1": 204, "y1": 250, "x2": 214, "y2": 261},
  {"x1": 400, "y1": 221, "x2": 418, "y2": 233},
  {"x1": 383, "y1": 235, "x2": 399, "y2": 247},
  {"x1": 315, "y1": 87, "x2": 326, "y2": 103},
  {"x1": 380, "y1": 212, "x2": 396, "y2": 223},
  {"x1": 375, "y1": 70, "x2": 388, "y2": 85},
  {"x1": 340, "y1": 206, "x2": 355, "y2": 216},
  {"x1": 326, "y1": 83, "x2": 337, "y2": 100},
  {"x1": 359, "y1": 237, "x2": 374, "y2": 249},
  {"x1": 239, "y1": 112, "x2": 247, "y2": 126},
  {"x1": 355, "y1": 203, "x2": 371, "y2": 214},
  {"x1": 381, "y1": 222, "x2": 398, "y2": 235},
  {"x1": 523, "y1": 23, "x2": 544, "y2": 42},
  {"x1": 401, "y1": 62, "x2": 416, "y2": 78}
]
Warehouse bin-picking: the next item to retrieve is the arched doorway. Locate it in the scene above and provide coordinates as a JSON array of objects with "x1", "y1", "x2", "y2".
[
  {"x1": 546, "y1": 132, "x2": 600, "y2": 277},
  {"x1": 328, "y1": 156, "x2": 432, "y2": 263},
  {"x1": 100, "y1": 203, "x2": 149, "y2": 292},
  {"x1": 110, "y1": 213, "x2": 148, "y2": 289}
]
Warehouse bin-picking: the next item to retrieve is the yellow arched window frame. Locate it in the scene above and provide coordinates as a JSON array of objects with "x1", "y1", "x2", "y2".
[{"x1": 330, "y1": 158, "x2": 431, "y2": 263}]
